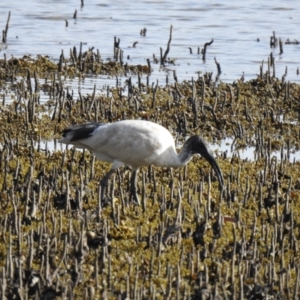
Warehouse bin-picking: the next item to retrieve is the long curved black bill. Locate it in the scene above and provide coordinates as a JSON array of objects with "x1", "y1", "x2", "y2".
[
  {"x1": 202, "y1": 151, "x2": 224, "y2": 191},
  {"x1": 187, "y1": 135, "x2": 224, "y2": 191}
]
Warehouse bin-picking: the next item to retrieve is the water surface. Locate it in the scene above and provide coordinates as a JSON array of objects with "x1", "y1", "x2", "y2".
[{"x1": 1, "y1": 0, "x2": 299, "y2": 84}]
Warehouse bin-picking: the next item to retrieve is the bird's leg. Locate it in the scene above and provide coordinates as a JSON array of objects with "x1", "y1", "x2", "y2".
[
  {"x1": 130, "y1": 170, "x2": 140, "y2": 205},
  {"x1": 100, "y1": 169, "x2": 116, "y2": 201}
]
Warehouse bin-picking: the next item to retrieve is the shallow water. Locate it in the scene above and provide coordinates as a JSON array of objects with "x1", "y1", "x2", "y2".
[
  {"x1": 1, "y1": 0, "x2": 300, "y2": 160},
  {"x1": 1, "y1": 0, "x2": 299, "y2": 85}
]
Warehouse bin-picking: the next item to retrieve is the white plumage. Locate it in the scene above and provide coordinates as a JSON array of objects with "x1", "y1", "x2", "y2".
[{"x1": 59, "y1": 120, "x2": 224, "y2": 204}]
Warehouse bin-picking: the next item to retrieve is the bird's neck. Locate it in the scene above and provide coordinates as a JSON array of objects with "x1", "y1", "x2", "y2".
[
  {"x1": 166, "y1": 145, "x2": 193, "y2": 168},
  {"x1": 178, "y1": 144, "x2": 193, "y2": 166}
]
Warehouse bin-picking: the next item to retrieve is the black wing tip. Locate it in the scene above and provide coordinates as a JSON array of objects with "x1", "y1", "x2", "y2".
[
  {"x1": 62, "y1": 122, "x2": 104, "y2": 141},
  {"x1": 61, "y1": 127, "x2": 72, "y2": 138}
]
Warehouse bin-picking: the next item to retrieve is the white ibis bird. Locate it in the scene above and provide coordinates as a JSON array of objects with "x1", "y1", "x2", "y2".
[{"x1": 59, "y1": 120, "x2": 224, "y2": 204}]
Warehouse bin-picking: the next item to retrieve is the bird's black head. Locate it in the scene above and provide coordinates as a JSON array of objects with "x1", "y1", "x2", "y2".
[
  {"x1": 185, "y1": 136, "x2": 209, "y2": 155},
  {"x1": 185, "y1": 135, "x2": 224, "y2": 190}
]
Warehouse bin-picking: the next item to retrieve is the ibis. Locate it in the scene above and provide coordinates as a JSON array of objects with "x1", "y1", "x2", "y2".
[{"x1": 59, "y1": 120, "x2": 224, "y2": 204}]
